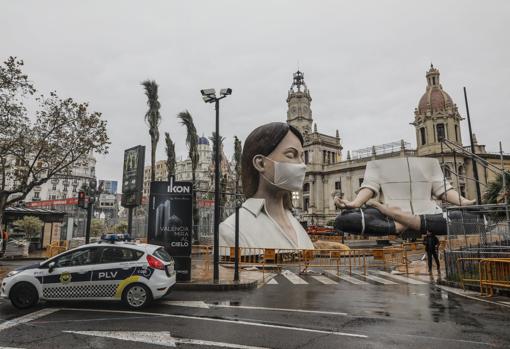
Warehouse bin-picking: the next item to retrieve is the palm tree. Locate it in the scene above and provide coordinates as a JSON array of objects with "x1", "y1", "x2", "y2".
[
  {"x1": 164, "y1": 132, "x2": 176, "y2": 181},
  {"x1": 141, "y1": 80, "x2": 161, "y2": 182},
  {"x1": 485, "y1": 172, "x2": 510, "y2": 204},
  {"x1": 177, "y1": 110, "x2": 199, "y2": 242},
  {"x1": 233, "y1": 136, "x2": 242, "y2": 195}
]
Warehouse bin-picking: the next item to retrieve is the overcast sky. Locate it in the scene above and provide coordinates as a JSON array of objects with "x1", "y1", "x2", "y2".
[{"x1": 3, "y1": 0, "x2": 510, "y2": 183}]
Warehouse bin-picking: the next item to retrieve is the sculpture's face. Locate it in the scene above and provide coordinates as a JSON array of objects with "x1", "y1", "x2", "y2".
[{"x1": 255, "y1": 131, "x2": 304, "y2": 184}]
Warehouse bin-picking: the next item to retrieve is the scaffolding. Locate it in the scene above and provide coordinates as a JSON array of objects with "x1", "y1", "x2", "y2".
[{"x1": 350, "y1": 140, "x2": 412, "y2": 160}]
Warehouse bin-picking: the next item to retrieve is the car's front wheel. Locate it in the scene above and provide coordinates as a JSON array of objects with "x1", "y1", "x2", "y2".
[
  {"x1": 9, "y1": 282, "x2": 39, "y2": 309},
  {"x1": 122, "y1": 283, "x2": 152, "y2": 309}
]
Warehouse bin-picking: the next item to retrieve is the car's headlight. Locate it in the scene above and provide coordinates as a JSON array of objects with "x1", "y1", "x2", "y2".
[{"x1": 6, "y1": 271, "x2": 20, "y2": 278}]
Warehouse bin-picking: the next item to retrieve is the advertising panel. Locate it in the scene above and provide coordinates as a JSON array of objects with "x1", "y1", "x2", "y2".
[
  {"x1": 148, "y1": 179, "x2": 192, "y2": 282},
  {"x1": 121, "y1": 145, "x2": 145, "y2": 207}
]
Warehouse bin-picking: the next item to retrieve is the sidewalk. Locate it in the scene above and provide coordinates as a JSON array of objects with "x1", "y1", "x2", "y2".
[{"x1": 174, "y1": 262, "x2": 271, "y2": 291}]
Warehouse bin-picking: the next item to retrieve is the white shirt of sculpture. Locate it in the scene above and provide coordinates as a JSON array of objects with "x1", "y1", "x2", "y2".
[
  {"x1": 219, "y1": 198, "x2": 315, "y2": 249},
  {"x1": 360, "y1": 157, "x2": 453, "y2": 215}
]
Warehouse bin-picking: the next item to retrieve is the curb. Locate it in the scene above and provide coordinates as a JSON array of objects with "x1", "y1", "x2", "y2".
[{"x1": 173, "y1": 280, "x2": 258, "y2": 291}]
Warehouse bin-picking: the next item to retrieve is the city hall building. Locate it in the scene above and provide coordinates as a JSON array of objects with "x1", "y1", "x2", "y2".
[{"x1": 287, "y1": 67, "x2": 510, "y2": 226}]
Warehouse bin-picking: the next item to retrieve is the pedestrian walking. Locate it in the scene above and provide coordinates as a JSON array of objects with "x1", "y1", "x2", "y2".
[{"x1": 423, "y1": 231, "x2": 440, "y2": 273}]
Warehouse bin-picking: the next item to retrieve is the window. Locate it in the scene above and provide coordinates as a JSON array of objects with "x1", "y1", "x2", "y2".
[
  {"x1": 359, "y1": 178, "x2": 364, "y2": 187},
  {"x1": 303, "y1": 183, "x2": 310, "y2": 192},
  {"x1": 53, "y1": 247, "x2": 99, "y2": 267},
  {"x1": 34, "y1": 192, "x2": 40, "y2": 199},
  {"x1": 335, "y1": 181, "x2": 342, "y2": 190},
  {"x1": 420, "y1": 127, "x2": 427, "y2": 145},
  {"x1": 304, "y1": 151, "x2": 309, "y2": 164},
  {"x1": 63, "y1": 185, "x2": 68, "y2": 192},
  {"x1": 437, "y1": 123, "x2": 446, "y2": 141},
  {"x1": 52, "y1": 184, "x2": 57, "y2": 191},
  {"x1": 153, "y1": 248, "x2": 172, "y2": 262},
  {"x1": 100, "y1": 247, "x2": 144, "y2": 263},
  {"x1": 455, "y1": 125, "x2": 459, "y2": 142},
  {"x1": 72, "y1": 185, "x2": 77, "y2": 193},
  {"x1": 443, "y1": 165, "x2": 451, "y2": 179},
  {"x1": 50, "y1": 195, "x2": 57, "y2": 200},
  {"x1": 304, "y1": 198, "x2": 309, "y2": 211}
]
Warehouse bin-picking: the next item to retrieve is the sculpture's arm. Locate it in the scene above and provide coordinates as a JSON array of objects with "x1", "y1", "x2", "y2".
[
  {"x1": 441, "y1": 190, "x2": 476, "y2": 206},
  {"x1": 334, "y1": 188, "x2": 375, "y2": 209}
]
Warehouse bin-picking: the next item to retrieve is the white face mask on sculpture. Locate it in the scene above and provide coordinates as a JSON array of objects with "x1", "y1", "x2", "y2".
[{"x1": 261, "y1": 157, "x2": 307, "y2": 192}]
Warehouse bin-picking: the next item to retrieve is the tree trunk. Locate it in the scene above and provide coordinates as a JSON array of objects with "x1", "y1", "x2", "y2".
[{"x1": 0, "y1": 193, "x2": 7, "y2": 237}]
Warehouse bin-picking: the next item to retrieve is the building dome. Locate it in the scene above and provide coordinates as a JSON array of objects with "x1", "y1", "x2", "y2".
[
  {"x1": 198, "y1": 136, "x2": 209, "y2": 145},
  {"x1": 417, "y1": 64, "x2": 454, "y2": 113}
]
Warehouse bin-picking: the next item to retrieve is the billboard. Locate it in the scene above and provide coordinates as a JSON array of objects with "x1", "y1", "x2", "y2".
[
  {"x1": 121, "y1": 145, "x2": 145, "y2": 207},
  {"x1": 98, "y1": 180, "x2": 118, "y2": 194},
  {"x1": 148, "y1": 179, "x2": 192, "y2": 282}
]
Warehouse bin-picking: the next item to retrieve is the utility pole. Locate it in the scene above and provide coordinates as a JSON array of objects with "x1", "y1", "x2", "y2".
[{"x1": 463, "y1": 87, "x2": 482, "y2": 205}]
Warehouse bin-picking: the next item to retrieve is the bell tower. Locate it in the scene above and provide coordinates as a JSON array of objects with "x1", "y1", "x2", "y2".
[
  {"x1": 286, "y1": 70, "x2": 313, "y2": 135},
  {"x1": 412, "y1": 64, "x2": 463, "y2": 156}
]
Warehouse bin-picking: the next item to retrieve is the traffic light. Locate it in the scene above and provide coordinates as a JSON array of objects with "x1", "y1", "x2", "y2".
[{"x1": 78, "y1": 191, "x2": 87, "y2": 209}]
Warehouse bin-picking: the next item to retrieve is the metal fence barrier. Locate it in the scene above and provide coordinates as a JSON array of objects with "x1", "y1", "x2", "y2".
[{"x1": 192, "y1": 245, "x2": 410, "y2": 281}]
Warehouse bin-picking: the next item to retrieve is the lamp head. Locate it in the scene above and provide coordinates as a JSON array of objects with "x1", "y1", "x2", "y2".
[
  {"x1": 220, "y1": 88, "x2": 232, "y2": 96},
  {"x1": 200, "y1": 89, "x2": 216, "y2": 97}
]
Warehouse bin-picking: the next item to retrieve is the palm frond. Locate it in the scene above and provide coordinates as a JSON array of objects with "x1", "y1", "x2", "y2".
[
  {"x1": 165, "y1": 132, "x2": 176, "y2": 177},
  {"x1": 177, "y1": 110, "x2": 199, "y2": 172}
]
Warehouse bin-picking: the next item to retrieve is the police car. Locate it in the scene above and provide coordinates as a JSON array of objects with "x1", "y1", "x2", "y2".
[{"x1": 1, "y1": 235, "x2": 176, "y2": 309}]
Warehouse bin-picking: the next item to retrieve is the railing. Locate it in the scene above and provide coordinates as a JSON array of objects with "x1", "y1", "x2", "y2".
[
  {"x1": 480, "y1": 258, "x2": 510, "y2": 297},
  {"x1": 454, "y1": 257, "x2": 510, "y2": 297},
  {"x1": 192, "y1": 245, "x2": 410, "y2": 281}
]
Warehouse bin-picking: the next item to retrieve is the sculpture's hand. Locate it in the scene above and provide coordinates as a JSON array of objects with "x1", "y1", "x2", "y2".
[{"x1": 334, "y1": 197, "x2": 358, "y2": 209}]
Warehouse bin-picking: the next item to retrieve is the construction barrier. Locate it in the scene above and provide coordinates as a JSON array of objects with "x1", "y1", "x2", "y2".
[
  {"x1": 480, "y1": 258, "x2": 510, "y2": 297},
  {"x1": 191, "y1": 245, "x2": 410, "y2": 281},
  {"x1": 46, "y1": 240, "x2": 69, "y2": 258}
]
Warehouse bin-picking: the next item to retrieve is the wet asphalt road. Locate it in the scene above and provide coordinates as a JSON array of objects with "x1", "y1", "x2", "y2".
[{"x1": 1, "y1": 263, "x2": 510, "y2": 348}]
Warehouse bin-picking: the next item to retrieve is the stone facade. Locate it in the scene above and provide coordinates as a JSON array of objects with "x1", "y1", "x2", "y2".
[{"x1": 287, "y1": 67, "x2": 510, "y2": 226}]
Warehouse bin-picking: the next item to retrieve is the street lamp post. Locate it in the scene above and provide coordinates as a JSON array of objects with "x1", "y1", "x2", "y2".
[{"x1": 201, "y1": 88, "x2": 232, "y2": 283}]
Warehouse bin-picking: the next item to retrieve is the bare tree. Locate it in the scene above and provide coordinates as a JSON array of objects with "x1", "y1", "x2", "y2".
[
  {"x1": 0, "y1": 57, "x2": 110, "y2": 229},
  {"x1": 141, "y1": 80, "x2": 161, "y2": 182}
]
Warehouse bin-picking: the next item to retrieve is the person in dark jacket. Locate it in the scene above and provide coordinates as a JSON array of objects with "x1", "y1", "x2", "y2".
[{"x1": 423, "y1": 231, "x2": 440, "y2": 273}]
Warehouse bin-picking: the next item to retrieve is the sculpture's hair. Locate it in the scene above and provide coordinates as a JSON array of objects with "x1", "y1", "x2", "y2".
[{"x1": 241, "y1": 122, "x2": 304, "y2": 210}]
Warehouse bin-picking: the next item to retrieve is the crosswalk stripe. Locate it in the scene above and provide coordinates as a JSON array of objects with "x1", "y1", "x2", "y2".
[
  {"x1": 338, "y1": 274, "x2": 369, "y2": 285},
  {"x1": 376, "y1": 271, "x2": 427, "y2": 285},
  {"x1": 266, "y1": 278, "x2": 278, "y2": 285},
  {"x1": 351, "y1": 272, "x2": 398, "y2": 285},
  {"x1": 281, "y1": 270, "x2": 308, "y2": 284},
  {"x1": 312, "y1": 275, "x2": 337, "y2": 285}
]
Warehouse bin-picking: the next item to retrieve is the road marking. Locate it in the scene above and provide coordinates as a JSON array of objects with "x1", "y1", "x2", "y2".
[
  {"x1": 350, "y1": 272, "x2": 398, "y2": 285},
  {"x1": 266, "y1": 278, "x2": 278, "y2": 285},
  {"x1": 0, "y1": 308, "x2": 59, "y2": 332},
  {"x1": 61, "y1": 308, "x2": 364, "y2": 338},
  {"x1": 376, "y1": 271, "x2": 427, "y2": 285},
  {"x1": 64, "y1": 331, "x2": 269, "y2": 348},
  {"x1": 338, "y1": 274, "x2": 369, "y2": 285},
  {"x1": 312, "y1": 275, "x2": 337, "y2": 285},
  {"x1": 281, "y1": 270, "x2": 308, "y2": 284},
  {"x1": 162, "y1": 301, "x2": 348, "y2": 316}
]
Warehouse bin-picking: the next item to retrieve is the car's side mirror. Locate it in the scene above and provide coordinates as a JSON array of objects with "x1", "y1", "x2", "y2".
[{"x1": 48, "y1": 262, "x2": 56, "y2": 273}]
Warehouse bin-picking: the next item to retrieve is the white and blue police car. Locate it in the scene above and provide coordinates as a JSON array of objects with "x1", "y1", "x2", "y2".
[{"x1": 1, "y1": 235, "x2": 176, "y2": 309}]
